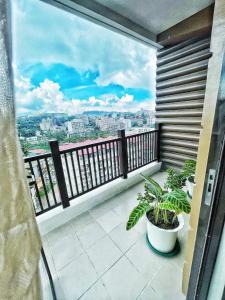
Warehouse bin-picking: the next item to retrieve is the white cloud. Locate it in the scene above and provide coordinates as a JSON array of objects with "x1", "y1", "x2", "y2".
[
  {"x1": 14, "y1": 75, "x2": 30, "y2": 90},
  {"x1": 117, "y1": 94, "x2": 133, "y2": 106},
  {"x1": 12, "y1": 0, "x2": 156, "y2": 91},
  {"x1": 15, "y1": 73, "x2": 154, "y2": 114},
  {"x1": 87, "y1": 93, "x2": 133, "y2": 108},
  {"x1": 14, "y1": 74, "x2": 79, "y2": 113},
  {"x1": 96, "y1": 53, "x2": 156, "y2": 90},
  {"x1": 88, "y1": 96, "x2": 108, "y2": 106}
]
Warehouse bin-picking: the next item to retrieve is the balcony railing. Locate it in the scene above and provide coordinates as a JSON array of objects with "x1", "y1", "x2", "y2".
[{"x1": 24, "y1": 129, "x2": 159, "y2": 216}]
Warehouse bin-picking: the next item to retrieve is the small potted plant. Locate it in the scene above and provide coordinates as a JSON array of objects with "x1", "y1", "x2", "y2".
[
  {"x1": 164, "y1": 168, "x2": 186, "y2": 192},
  {"x1": 126, "y1": 175, "x2": 191, "y2": 254},
  {"x1": 183, "y1": 160, "x2": 196, "y2": 198}
]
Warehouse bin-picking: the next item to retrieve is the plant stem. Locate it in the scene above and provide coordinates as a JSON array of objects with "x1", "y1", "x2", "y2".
[
  {"x1": 154, "y1": 206, "x2": 159, "y2": 224},
  {"x1": 163, "y1": 210, "x2": 168, "y2": 224},
  {"x1": 172, "y1": 213, "x2": 177, "y2": 224}
]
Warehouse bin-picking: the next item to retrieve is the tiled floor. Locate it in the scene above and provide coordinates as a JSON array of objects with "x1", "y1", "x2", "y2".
[{"x1": 40, "y1": 171, "x2": 188, "y2": 300}]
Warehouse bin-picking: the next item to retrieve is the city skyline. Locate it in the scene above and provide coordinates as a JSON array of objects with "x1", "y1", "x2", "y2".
[{"x1": 12, "y1": 0, "x2": 156, "y2": 115}]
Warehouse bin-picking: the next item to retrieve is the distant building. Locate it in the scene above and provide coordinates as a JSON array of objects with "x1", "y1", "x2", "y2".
[
  {"x1": 39, "y1": 118, "x2": 53, "y2": 131},
  {"x1": 136, "y1": 119, "x2": 144, "y2": 127},
  {"x1": 79, "y1": 115, "x2": 90, "y2": 125},
  {"x1": 51, "y1": 125, "x2": 66, "y2": 133},
  {"x1": 26, "y1": 136, "x2": 38, "y2": 144},
  {"x1": 146, "y1": 111, "x2": 155, "y2": 128},
  {"x1": 96, "y1": 117, "x2": 117, "y2": 132},
  {"x1": 35, "y1": 130, "x2": 42, "y2": 137},
  {"x1": 67, "y1": 119, "x2": 85, "y2": 135},
  {"x1": 112, "y1": 112, "x2": 118, "y2": 118},
  {"x1": 119, "y1": 118, "x2": 132, "y2": 130},
  {"x1": 66, "y1": 119, "x2": 94, "y2": 137}
]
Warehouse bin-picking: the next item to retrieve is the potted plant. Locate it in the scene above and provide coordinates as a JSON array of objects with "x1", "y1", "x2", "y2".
[
  {"x1": 183, "y1": 160, "x2": 196, "y2": 198},
  {"x1": 126, "y1": 175, "x2": 191, "y2": 254},
  {"x1": 164, "y1": 168, "x2": 186, "y2": 192}
]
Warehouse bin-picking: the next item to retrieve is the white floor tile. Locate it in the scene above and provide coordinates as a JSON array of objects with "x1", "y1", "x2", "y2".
[
  {"x1": 112, "y1": 203, "x2": 131, "y2": 221},
  {"x1": 109, "y1": 222, "x2": 141, "y2": 253},
  {"x1": 71, "y1": 212, "x2": 94, "y2": 232},
  {"x1": 80, "y1": 279, "x2": 111, "y2": 300},
  {"x1": 46, "y1": 221, "x2": 75, "y2": 246},
  {"x1": 101, "y1": 256, "x2": 147, "y2": 300},
  {"x1": 87, "y1": 235, "x2": 122, "y2": 276},
  {"x1": 77, "y1": 221, "x2": 106, "y2": 249},
  {"x1": 89, "y1": 199, "x2": 117, "y2": 219},
  {"x1": 125, "y1": 236, "x2": 166, "y2": 279},
  {"x1": 96, "y1": 210, "x2": 122, "y2": 233},
  {"x1": 58, "y1": 253, "x2": 98, "y2": 300},
  {"x1": 137, "y1": 284, "x2": 162, "y2": 300},
  {"x1": 150, "y1": 263, "x2": 186, "y2": 300},
  {"x1": 50, "y1": 234, "x2": 84, "y2": 271},
  {"x1": 112, "y1": 197, "x2": 139, "y2": 222},
  {"x1": 41, "y1": 241, "x2": 58, "y2": 277}
]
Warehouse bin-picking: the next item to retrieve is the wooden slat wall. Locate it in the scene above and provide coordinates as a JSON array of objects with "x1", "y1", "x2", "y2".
[{"x1": 156, "y1": 36, "x2": 211, "y2": 169}]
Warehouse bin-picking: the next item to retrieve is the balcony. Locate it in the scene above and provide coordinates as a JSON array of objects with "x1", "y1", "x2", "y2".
[
  {"x1": 1, "y1": 0, "x2": 224, "y2": 298},
  {"x1": 25, "y1": 129, "x2": 188, "y2": 299},
  {"x1": 40, "y1": 171, "x2": 187, "y2": 300}
]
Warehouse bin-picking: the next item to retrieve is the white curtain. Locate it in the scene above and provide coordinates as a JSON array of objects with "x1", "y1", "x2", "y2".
[{"x1": 0, "y1": 1, "x2": 42, "y2": 299}]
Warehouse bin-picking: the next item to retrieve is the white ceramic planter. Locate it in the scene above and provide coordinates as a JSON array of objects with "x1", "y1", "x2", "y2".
[
  {"x1": 146, "y1": 214, "x2": 184, "y2": 253},
  {"x1": 186, "y1": 177, "x2": 194, "y2": 198},
  {"x1": 167, "y1": 187, "x2": 185, "y2": 193}
]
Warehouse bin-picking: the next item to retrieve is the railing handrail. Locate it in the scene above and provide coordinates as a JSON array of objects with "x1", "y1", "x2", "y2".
[
  {"x1": 125, "y1": 129, "x2": 158, "y2": 139},
  {"x1": 24, "y1": 152, "x2": 52, "y2": 162},
  {"x1": 59, "y1": 137, "x2": 121, "y2": 154}
]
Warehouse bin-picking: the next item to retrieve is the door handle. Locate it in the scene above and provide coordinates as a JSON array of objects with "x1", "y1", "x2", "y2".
[{"x1": 205, "y1": 169, "x2": 216, "y2": 206}]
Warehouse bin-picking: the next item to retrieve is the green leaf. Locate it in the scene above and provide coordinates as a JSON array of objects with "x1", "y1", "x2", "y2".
[
  {"x1": 126, "y1": 203, "x2": 150, "y2": 230},
  {"x1": 162, "y1": 189, "x2": 191, "y2": 214},
  {"x1": 165, "y1": 168, "x2": 186, "y2": 190},
  {"x1": 183, "y1": 160, "x2": 196, "y2": 178},
  {"x1": 140, "y1": 174, "x2": 163, "y2": 198},
  {"x1": 158, "y1": 201, "x2": 182, "y2": 214}
]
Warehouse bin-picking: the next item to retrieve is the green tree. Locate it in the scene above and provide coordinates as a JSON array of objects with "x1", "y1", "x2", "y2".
[{"x1": 20, "y1": 140, "x2": 30, "y2": 156}]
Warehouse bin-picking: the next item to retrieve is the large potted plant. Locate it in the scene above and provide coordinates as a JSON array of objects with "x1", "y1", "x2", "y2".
[
  {"x1": 126, "y1": 175, "x2": 191, "y2": 254},
  {"x1": 164, "y1": 168, "x2": 186, "y2": 192},
  {"x1": 183, "y1": 160, "x2": 196, "y2": 198}
]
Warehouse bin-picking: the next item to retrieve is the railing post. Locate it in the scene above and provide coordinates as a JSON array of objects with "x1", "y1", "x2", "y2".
[
  {"x1": 118, "y1": 129, "x2": 128, "y2": 179},
  {"x1": 156, "y1": 123, "x2": 161, "y2": 161},
  {"x1": 49, "y1": 140, "x2": 70, "y2": 209}
]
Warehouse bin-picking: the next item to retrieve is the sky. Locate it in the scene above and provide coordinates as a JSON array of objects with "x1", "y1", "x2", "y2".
[{"x1": 12, "y1": 0, "x2": 156, "y2": 115}]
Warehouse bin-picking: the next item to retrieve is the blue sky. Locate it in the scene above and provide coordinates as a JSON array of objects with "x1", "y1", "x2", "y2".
[{"x1": 12, "y1": 0, "x2": 156, "y2": 115}]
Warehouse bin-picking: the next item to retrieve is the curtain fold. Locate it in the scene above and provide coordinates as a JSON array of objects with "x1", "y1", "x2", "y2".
[{"x1": 0, "y1": 1, "x2": 42, "y2": 299}]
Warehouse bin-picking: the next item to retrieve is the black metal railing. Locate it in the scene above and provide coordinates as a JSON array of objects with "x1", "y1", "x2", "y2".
[
  {"x1": 59, "y1": 137, "x2": 122, "y2": 200},
  {"x1": 126, "y1": 130, "x2": 158, "y2": 172},
  {"x1": 25, "y1": 129, "x2": 159, "y2": 216},
  {"x1": 24, "y1": 153, "x2": 61, "y2": 216}
]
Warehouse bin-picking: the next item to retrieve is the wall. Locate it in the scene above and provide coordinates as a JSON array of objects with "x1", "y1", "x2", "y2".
[
  {"x1": 157, "y1": 5, "x2": 214, "y2": 46},
  {"x1": 183, "y1": 0, "x2": 225, "y2": 294}
]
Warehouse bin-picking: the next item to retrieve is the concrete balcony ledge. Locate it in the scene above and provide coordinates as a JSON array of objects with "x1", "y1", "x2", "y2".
[{"x1": 37, "y1": 161, "x2": 161, "y2": 236}]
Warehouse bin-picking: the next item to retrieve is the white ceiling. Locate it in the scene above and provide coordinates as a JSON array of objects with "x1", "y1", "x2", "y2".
[{"x1": 95, "y1": 0, "x2": 214, "y2": 34}]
